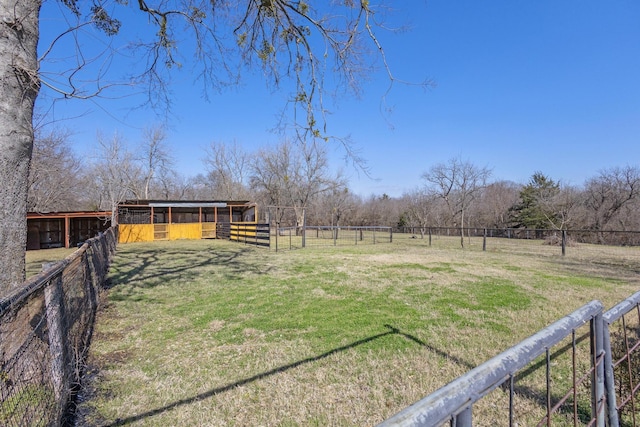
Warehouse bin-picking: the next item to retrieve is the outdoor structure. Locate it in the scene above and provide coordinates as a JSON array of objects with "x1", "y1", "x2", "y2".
[
  {"x1": 27, "y1": 211, "x2": 112, "y2": 250},
  {"x1": 117, "y1": 200, "x2": 257, "y2": 244}
]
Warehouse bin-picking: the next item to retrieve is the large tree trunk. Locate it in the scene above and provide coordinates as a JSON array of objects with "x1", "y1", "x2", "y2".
[{"x1": 0, "y1": 0, "x2": 41, "y2": 292}]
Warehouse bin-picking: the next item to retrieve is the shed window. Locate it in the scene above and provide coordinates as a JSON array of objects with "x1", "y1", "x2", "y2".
[
  {"x1": 171, "y1": 207, "x2": 200, "y2": 223},
  {"x1": 119, "y1": 208, "x2": 151, "y2": 224}
]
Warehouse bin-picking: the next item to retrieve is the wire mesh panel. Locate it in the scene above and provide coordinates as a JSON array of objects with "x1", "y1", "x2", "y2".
[
  {"x1": 0, "y1": 285, "x2": 58, "y2": 426},
  {"x1": 117, "y1": 208, "x2": 151, "y2": 224},
  {"x1": 610, "y1": 311, "x2": 640, "y2": 425},
  {"x1": 604, "y1": 291, "x2": 640, "y2": 426},
  {"x1": 267, "y1": 206, "x2": 304, "y2": 251},
  {"x1": 378, "y1": 302, "x2": 606, "y2": 427},
  {"x1": 304, "y1": 226, "x2": 392, "y2": 248},
  {"x1": 397, "y1": 227, "x2": 640, "y2": 251},
  {"x1": 0, "y1": 227, "x2": 117, "y2": 426},
  {"x1": 271, "y1": 226, "x2": 392, "y2": 251}
]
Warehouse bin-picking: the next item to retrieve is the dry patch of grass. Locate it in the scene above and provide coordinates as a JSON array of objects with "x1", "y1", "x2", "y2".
[{"x1": 79, "y1": 235, "x2": 640, "y2": 426}]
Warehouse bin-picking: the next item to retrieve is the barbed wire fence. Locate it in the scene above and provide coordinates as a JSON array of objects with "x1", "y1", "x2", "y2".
[{"x1": 0, "y1": 227, "x2": 117, "y2": 426}]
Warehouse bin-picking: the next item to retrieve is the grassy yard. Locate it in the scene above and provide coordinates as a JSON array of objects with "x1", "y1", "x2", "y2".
[
  {"x1": 25, "y1": 247, "x2": 77, "y2": 278},
  {"x1": 78, "y1": 234, "x2": 640, "y2": 426}
]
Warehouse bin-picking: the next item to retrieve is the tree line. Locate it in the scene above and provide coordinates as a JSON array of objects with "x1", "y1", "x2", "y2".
[{"x1": 30, "y1": 127, "x2": 640, "y2": 239}]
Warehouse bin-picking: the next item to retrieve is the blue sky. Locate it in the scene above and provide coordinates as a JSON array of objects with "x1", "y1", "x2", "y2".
[{"x1": 37, "y1": 1, "x2": 640, "y2": 197}]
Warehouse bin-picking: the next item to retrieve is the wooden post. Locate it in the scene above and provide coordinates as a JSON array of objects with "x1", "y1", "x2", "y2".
[
  {"x1": 562, "y1": 230, "x2": 567, "y2": 256},
  {"x1": 302, "y1": 208, "x2": 306, "y2": 248},
  {"x1": 44, "y1": 274, "x2": 68, "y2": 404},
  {"x1": 483, "y1": 228, "x2": 487, "y2": 251},
  {"x1": 64, "y1": 216, "x2": 70, "y2": 248},
  {"x1": 274, "y1": 207, "x2": 279, "y2": 252}
]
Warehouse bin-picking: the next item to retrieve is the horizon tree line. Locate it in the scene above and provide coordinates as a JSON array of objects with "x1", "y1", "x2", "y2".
[{"x1": 28, "y1": 127, "x2": 640, "y2": 238}]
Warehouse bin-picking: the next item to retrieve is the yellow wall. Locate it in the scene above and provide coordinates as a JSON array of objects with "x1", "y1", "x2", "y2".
[
  {"x1": 119, "y1": 223, "x2": 208, "y2": 243},
  {"x1": 119, "y1": 224, "x2": 154, "y2": 243},
  {"x1": 168, "y1": 223, "x2": 202, "y2": 240},
  {"x1": 202, "y1": 223, "x2": 216, "y2": 239}
]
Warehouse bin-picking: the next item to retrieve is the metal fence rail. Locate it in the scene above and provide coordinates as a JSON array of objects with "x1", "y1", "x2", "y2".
[
  {"x1": 0, "y1": 227, "x2": 117, "y2": 426},
  {"x1": 379, "y1": 294, "x2": 640, "y2": 427}
]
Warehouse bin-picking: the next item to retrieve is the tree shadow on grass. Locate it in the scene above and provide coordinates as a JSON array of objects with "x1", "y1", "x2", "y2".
[
  {"x1": 104, "y1": 243, "x2": 272, "y2": 292},
  {"x1": 100, "y1": 324, "x2": 474, "y2": 426}
]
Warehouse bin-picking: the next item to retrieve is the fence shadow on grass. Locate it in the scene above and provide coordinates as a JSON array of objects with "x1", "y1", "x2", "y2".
[{"x1": 101, "y1": 324, "x2": 472, "y2": 427}]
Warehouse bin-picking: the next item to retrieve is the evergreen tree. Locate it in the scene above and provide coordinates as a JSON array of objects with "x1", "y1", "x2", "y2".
[{"x1": 509, "y1": 172, "x2": 560, "y2": 229}]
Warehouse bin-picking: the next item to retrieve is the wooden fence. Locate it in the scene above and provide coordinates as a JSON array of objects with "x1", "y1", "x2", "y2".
[{"x1": 230, "y1": 223, "x2": 270, "y2": 247}]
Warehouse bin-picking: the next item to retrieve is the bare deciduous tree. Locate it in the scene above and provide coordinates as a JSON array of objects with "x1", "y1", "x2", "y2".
[
  {"x1": 316, "y1": 188, "x2": 355, "y2": 227},
  {"x1": 584, "y1": 166, "x2": 640, "y2": 236},
  {"x1": 28, "y1": 128, "x2": 84, "y2": 212},
  {"x1": 151, "y1": 169, "x2": 191, "y2": 200},
  {"x1": 402, "y1": 189, "x2": 439, "y2": 237},
  {"x1": 422, "y1": 157, "x2": 492, "y2": 247},
  {"x1": 90, "y1": 132, "x2": 140, "y2": 224},
  {"x1": 472, "y1": 180, "x2": 521, "y2": 228},
  {"x1": 357, "y1": 193, "x2": 402, "y2": 227},
  {"x1": 536, "y1": 184, "x2": 582, "y2": 231},
  {"x1": 138, "y1": 124, "x2": 173, "y2": 200},
  {"x1": 204, "y1": 140, "x2": 252, "y2": 200},
  {"x1": 250, "y1": 140, "x2": 345, "y2": 231}
]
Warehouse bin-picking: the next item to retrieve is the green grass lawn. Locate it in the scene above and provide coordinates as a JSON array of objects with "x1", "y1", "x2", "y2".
[
  {"x1": 25, "y1": 247, "x2": 77, "y2": 278},
  {"x1": 79, "y1": 235, "x2": 640, "y2": 426}
]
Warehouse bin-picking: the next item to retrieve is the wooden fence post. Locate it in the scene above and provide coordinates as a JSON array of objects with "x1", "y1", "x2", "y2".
[
  {"x1": 483, "y1": 228, "x2": 487, "y2": 252},
  {"x1": 44, "y1": 274, "x2": 69, "y2": 406},
  {"x1": 302, "y1": 208, "x2": 306, "y2": 248}
]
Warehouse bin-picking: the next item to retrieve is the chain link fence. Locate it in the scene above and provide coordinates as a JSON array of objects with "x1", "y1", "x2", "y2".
[{"x1": 0, "y1": 227, "x2": 117, "y2": 426}]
